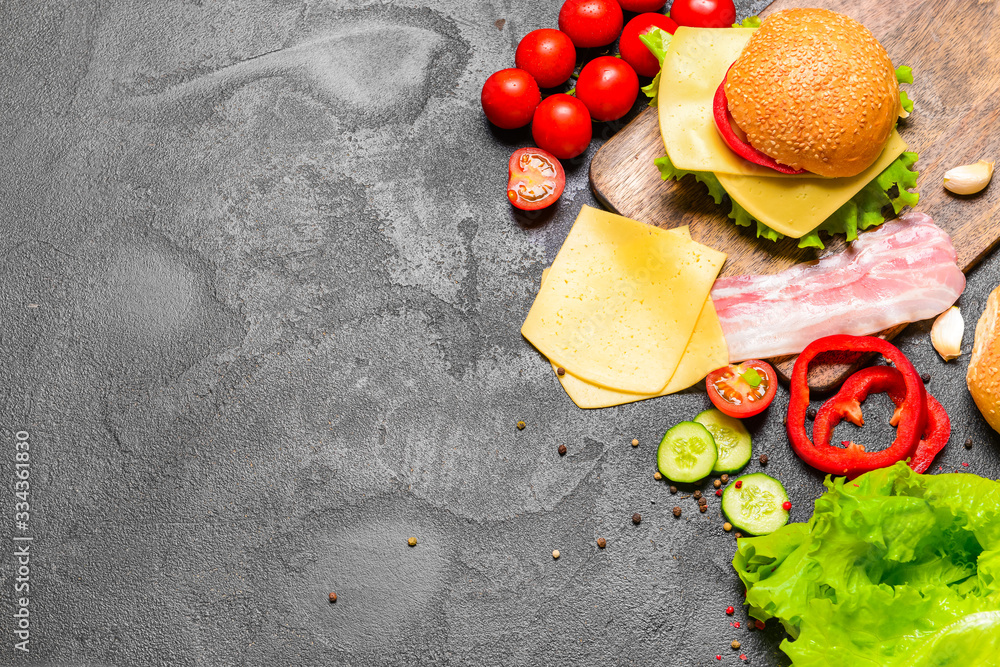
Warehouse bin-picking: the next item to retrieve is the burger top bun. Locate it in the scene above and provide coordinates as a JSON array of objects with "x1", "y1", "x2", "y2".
[
  {"x1": 724, "y1": 8, "x2": 900, "y2": 178},
  {"x1": 968, "y1": 286, "x2": 1000, "y2": 435}
]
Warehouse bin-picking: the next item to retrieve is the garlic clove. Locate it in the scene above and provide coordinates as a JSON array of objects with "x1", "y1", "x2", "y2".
[
  {"x1": 931, "y1": 306, "x2": 964, "y2": 361},
  {"x1": 943, "y1": 159, "x2": 994, "y2": 195}
]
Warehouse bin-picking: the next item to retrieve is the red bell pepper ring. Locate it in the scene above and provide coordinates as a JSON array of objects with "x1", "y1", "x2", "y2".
[
  {"x1": 712, "y1": 67, "x2": 806, "y2": 175},
  {"x1": 814, "y1": 366, "x2": 951, "y2": 474},
  {"x1": 787, "y1": 335, "x2": 927, "y2": 477},
  {"x1": 910, "y1": 395, "x2": 950, "y2": 474},
  {"x1": 813, "y1": 367, "x2": 903, "y2": 443}
]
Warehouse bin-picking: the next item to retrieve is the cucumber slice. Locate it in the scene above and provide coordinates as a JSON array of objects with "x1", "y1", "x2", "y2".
[
  {"x1": 721, "y1": 473, "x2": 789, "y2": 535},
  {"x1": 657, "y1": 421, "x2": 718, "y2": 483},
  {"x1": 694, "y1": 409, "x2": 752, "y2": 473}
]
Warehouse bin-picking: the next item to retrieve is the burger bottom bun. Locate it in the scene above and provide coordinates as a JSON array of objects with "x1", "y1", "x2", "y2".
[{"x1": 967, "y1": 286, "x2": 1000, "y2": 434}]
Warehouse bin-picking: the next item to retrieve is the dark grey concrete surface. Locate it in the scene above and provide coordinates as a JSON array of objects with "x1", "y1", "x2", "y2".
[{"x1": 2, "y1": 1, "x2": 999, "y2": 665}]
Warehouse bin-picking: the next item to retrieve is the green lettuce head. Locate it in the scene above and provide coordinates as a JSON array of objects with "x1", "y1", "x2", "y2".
[{"x1": 733, "y1": 463, "x2": 1000, "y2": 666}]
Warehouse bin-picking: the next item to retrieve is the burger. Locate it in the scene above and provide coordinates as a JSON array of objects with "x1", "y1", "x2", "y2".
[{"x1": 647, "y1": 8, "x2": 918, "y2": 249}]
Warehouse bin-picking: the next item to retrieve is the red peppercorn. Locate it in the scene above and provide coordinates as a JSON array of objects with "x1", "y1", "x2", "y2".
[
  {"x1": 716, "y1": 656, "x2": 722, "y2": 661},
  {"x1": 755, "y1": 619, "x2": 766, "y2": 630},
  {"x1": 740, "y1": 654, "x2": 748, "y2": 661},
  {"x1": 726, "y1": 606, "x2": 735, "y2": 615},
  {"x1": 735, "y1": 480, "x2": 743, "y2": 489},
  {"x1": 715, "y1": 489, "x2": 722, "y2": 497},
  {"x1": 782, "y1": 501, "x2": 792, "y2": 510}
]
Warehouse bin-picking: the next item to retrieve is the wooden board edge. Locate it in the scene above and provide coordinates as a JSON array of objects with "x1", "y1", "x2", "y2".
[{"x1": 588, "y1": 107, "x2": 658, "y2": 216}]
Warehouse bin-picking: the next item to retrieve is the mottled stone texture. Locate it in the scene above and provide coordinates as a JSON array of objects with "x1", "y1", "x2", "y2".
[{"x1": 1, "y1": 1, "x2": 998, "y2": 665}]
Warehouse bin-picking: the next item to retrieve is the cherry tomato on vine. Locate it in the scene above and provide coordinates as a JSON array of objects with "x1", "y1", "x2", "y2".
[
  {"x1": 531, "y1": 94, "x2": 592, "y2": 160},
  {"x1": 705, "y1": 360, "x2": 778, "y2": 419},
  {"x1": 515, "y1": 29, "x2": 577, "y2": 89},
  {"x1": 669, "y1": 0, "x2": 736, "y2": 28},
  {"x1": 619, "y1": 13, "x2": 678, "y2": 78},
  {"x1": 575, "y1": 56, "x2": 639, "y2": 122},
  {"x1": 557, "y1": 0, "x2": 623, "y2": 49},
  {"x1": 506, "y1": 148, "x2": 566, "y2": 211},
  {"x1": 480, "y1": 68, "x2": 541, "y2": 129},
  {"x1": 618, "y1": 0, "x2": 667, "y2": 10}
]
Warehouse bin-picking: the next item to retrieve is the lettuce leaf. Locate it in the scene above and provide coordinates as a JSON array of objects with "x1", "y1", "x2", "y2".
[
  {"x1": 897, "y1": 66, "x2": 914, "y2": 113},
  {"x1": 639, "y1": 27, "x2": 673, "y2": 107},
  {"x1": 733, "y1": 463, "x2": 1000, "y2": 666},
  {"x1": 654, "y1": 151, "x2": 920, "y2": 249},
  {"x1": 653, "y1": 153, "x2": 726, "y2": 204},
  {"x1": 733, "y1": 16, "x2": 761, "y2": 28}
]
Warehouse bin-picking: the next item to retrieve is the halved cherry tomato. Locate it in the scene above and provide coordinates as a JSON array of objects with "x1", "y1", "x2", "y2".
[
  {"x1": 515, "y1": 29, "x2": 577, "y2": 89},
  {"x1": 670, "y1": 0, "x2": 736, "y2": 28},
  {"x1": 558, "y1": 0, "x2": 623, "y2": 49},
  {"x1": 575, "y1": 56, "x2": 639, "y2": 121},
  {"x1": 706, "y1": 360, "x2": 777, "y2": 419},
  {"x1": 481, "y1": 68, "x2": 541, "y2": 130},
  {"x1": 619, "y1": 13, "x2": 678, "y2": 78},
  {"x1": 507, "y1": 148, "x2": 566, "y2": 210},
  {"x1": 531, "y1": 94, "x2": 592, "y2": 159}
]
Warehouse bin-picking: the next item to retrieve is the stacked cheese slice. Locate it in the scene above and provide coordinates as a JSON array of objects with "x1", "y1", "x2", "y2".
[
  {"x1": 521, "y1": 206, "x2": 728, "y2": 409},
  {"x1": 658, "y1": 27, "x2": 908, "y2": 239}
]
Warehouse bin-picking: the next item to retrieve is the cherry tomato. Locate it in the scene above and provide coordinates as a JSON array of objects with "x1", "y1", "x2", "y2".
[
  {"x1": 669, "y1": 0, "x2": 736, "y2": 28},
  {"x1": 507, "y1": 148, "x2": 566, "y2": 211},
  {"x1": 515, "y1": 29, "x2": 577, "y2": 89},
  {"x1": 531, "y1": 94, "x2": 592, "y2": 159},
  {"x1": 557, "y1": 0, "x2": 623, "y2": 49},
  {"x1": 705, "y1": 360, "x2": 777, "y2": 419},
  {"x1": 619, "y1": 13, "x2": 678, "y2": 78},
  {"x1": 574, "y1": 56, "x2": 639, "y2": 122},
  {"x1": 480, "y1": 68, "x2": 541, "y2": 129},
  {"x1": 618, "y1": 0, "x2": 667, "y2": 10}
]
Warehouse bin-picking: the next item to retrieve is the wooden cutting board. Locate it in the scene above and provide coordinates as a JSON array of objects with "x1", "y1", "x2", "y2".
[{"x1": 590, "y1": 0, "x2": 1000, "y2": 390}]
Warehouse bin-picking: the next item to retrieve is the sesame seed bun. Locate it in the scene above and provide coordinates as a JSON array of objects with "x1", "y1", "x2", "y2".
[
  {"x1": 968, "y1": 287, "x2": 1000, "y2": 435},
  {"x1": 724, "y1": 8, "x2": 900, "y2": 178}
]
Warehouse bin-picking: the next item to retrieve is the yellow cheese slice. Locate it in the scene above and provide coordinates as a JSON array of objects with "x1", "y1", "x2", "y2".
[
  {"x1": 521, "y1": 205, "x2": 726, "y2": 395},
  {"x1": 659, "y1": 27, "x2": 789, "y2": 177},
  {"x1": 539, "y1": 226, "x2": 726, "y2": 409},
  {"x1": 716, "y1": 131, "x2": 908, "y2": 238},
  {"x1": 544, "y1": 285, "x2": 728, "y2": 409}
]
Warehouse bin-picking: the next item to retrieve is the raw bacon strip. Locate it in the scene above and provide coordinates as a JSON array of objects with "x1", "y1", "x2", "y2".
[{"x1": 712, "y1": 212, "x2": 965, "y2": 361}]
